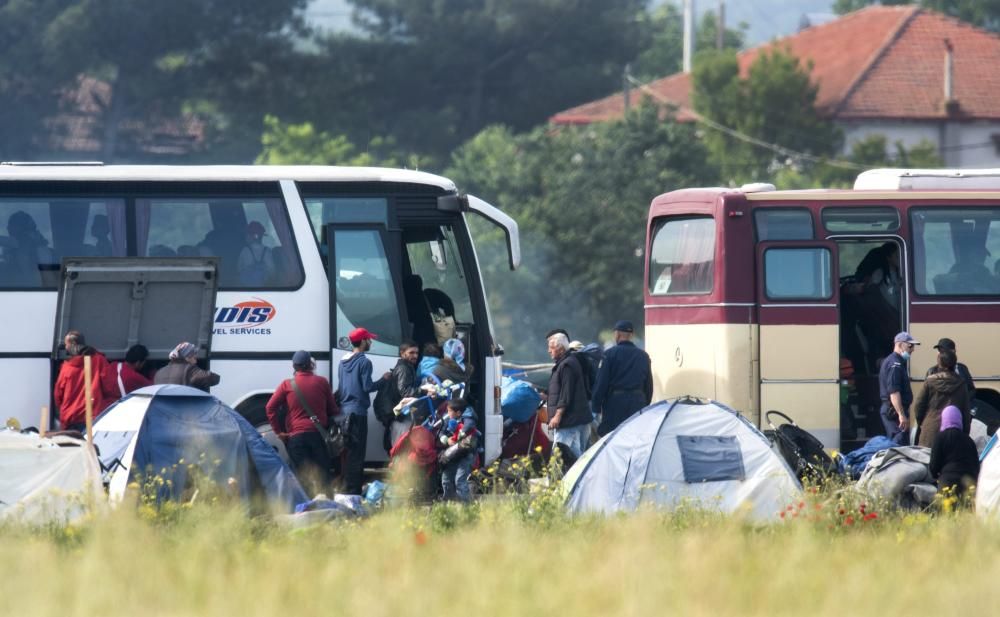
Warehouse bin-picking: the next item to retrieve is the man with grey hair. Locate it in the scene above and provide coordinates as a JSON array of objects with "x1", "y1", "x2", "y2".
[{"x1": 546, "y1": 331, "x2": 592, "y2": 459}]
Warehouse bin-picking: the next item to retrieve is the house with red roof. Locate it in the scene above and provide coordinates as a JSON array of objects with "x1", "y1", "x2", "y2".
[{"x1": 551, "y1": 6, "x2": 1000, "y2": 168}]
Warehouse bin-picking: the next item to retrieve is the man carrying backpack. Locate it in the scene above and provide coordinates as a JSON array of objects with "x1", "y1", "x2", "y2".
[{"x1": 591, "y1": 320, "x2": 653, "y2": 436}]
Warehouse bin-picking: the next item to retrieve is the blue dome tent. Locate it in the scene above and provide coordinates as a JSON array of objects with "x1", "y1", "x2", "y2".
[{"x1": 94, "y1": 385, "x2": 307, "y2": 512}]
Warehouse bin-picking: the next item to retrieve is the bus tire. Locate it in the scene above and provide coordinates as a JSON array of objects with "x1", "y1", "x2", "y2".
[{"x1": 973, "y1": 393, "x2": 1000, "y2": 436}]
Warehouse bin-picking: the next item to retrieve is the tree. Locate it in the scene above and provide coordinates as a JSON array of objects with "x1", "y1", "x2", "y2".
[
  {"x1": 255, "y1": 115, "x2": 430, "y2": 167},
  {"x1": 630, "y1": 5, "x2": 746, "y2": 82},
  {"x1": 339, "y1": 0, "x2": 647, "y2": 160},
  {"x1": 692, "y1": 47, "x2": 840, "y2": 184},
  {"x1": 447, "y1": 103, "x2": 717, "y2": 360},
  {"x1": 40, "y1": 0, "x2": 308, "y2": 162}
]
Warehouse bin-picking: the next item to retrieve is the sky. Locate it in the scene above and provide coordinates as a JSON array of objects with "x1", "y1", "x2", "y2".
[{"x1": 304, "y1": 0, "x2": 842, "y2": 46}]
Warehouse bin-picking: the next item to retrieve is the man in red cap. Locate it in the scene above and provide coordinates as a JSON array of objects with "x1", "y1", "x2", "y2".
[{"x1": 337, "y1": 327, "x2": 391, "y2": 494}]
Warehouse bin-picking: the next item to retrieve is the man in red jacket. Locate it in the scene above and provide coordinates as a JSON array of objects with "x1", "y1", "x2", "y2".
[
  {"x1": 266, "y1": 350, "x2": 340, "y2": 494},
  {"x1": 100, "y1": 344, "x2": 153, "y2": 409},
  {"x1": 54, "y1": 330, "x2": 109, "y2": 432}
]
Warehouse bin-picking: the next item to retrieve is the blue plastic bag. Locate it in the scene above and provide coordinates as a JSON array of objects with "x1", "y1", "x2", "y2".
[{"x1": 501, "y1": 377, "x2": 541, "y2": 423}]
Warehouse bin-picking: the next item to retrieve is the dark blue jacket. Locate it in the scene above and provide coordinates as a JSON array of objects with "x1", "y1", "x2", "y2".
[
  {"x1": 591, "y1": 341, "x2": 653, "y2": 434},
  {"x1": 337, "y1": 352, "x2": 385, "y2": 416},
  {"x1": 879, "y1": 351, "x2": 912, "y2": 408}
]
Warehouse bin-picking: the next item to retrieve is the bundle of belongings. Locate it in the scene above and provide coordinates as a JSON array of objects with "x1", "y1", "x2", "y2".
[{"x1": 856, "y1": 446, "x2": 936, "y2": 509}]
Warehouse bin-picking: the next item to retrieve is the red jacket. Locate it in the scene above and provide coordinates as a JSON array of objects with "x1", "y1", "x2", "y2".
[
  {"x1": 265, "y1": 372, "x2": 339, "y2": 436},
  {"x1": 54, "y1": 350, "x2": 109, "y2": 428},
  {"x1": 100, "y1": 361, "x2": 153, "y2": 409},
  {"x1": 390, "y1": 425, "x2": 438, "y2": 477}
]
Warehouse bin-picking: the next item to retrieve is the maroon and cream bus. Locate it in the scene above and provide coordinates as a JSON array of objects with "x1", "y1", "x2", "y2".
[{"x1": 644, "y1": 169, "x2": 1000, "y2": 452}]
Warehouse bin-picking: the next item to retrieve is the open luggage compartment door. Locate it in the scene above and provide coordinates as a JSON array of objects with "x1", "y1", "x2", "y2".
[{"x1": 53, "y1": 257, "x2": 219, "y2": 361}]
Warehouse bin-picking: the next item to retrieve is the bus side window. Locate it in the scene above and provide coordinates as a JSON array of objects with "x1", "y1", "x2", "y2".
[{"x1": 648, "y1": 217, "x2": 716, "y2": 295}]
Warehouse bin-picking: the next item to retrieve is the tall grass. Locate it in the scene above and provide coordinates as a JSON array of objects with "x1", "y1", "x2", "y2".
[{"x1": 1, "y1": 487, "x2": 998, "y2": 617}]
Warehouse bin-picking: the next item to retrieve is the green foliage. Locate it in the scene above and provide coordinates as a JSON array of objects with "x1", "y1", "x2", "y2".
[
  {"x1": 448, "y1": 103, "x2": 716, "y2": 359},
  {"x1": 630, "y1": 6, "x2": 746, "y2": 82},
  {"x1": 255, "y1": 115, "x2": 430, "y2": 167},
  {"x1": 692, "y1": 46, "x2": 840, "y2": 185}
]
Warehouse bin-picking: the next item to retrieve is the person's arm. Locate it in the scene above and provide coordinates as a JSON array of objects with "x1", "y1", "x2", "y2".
[
  {"x1": 190, "y1": 367, "x2": 221, "y2": 390},
  {"x1": 265, "y1": 383, "x2": 287, "y2": 435},
  {"x1": 889, "y1": 364, "x2": 908, "y2": 429},
  {"x1": 324, "y1": 380, "x2": 340, "y2": 420},
  {"x1": 397, "y1": 366, "x2": 419, "y2": 399},
  {"x1": 590, "y1": 357, "x2": 610, "y2": 417},
  {"x1": 53, "y1": 370, "x2": 65, "y2": 409},
  {"x1": 890, "y1": 391, "x2": 908, "y2": 429},
  {"x1": 361, "y1": 358, "x2": 378, "y2": 393},
  {"x1": 912, "y1": 383, "x2": 930, "y2": 426},
  {"x1": 551, "y1": 362, "x2": 579, "y2": 429}
]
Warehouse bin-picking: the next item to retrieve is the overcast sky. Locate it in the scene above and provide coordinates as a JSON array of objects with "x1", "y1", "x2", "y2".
[{"x1": 304, "y1": 0, "x2": 840, "y2": 46}]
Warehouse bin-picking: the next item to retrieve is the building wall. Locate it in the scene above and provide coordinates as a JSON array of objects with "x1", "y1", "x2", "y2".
[{"x1": 838, "y1": 119, "x2": 1000, "y2": 168}]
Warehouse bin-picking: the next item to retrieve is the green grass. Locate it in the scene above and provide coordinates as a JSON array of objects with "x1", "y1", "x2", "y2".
[{"x1": 1, "y1": 481, "x2": 997, "y2": 617}]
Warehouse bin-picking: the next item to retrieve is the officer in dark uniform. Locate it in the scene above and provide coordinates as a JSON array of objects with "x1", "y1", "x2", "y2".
[
  {"x1": 591, "y1": 320, "x2": 653, "y2": 436},
  {"x1": 879, "y1": 332, "x2": 919, "y2": 445}
]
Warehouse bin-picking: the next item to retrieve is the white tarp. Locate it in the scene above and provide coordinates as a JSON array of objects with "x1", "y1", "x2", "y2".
[
  {"x1": 562, "y1": 398, "x2": 802, "y2": 522},
  {"x1": 0, "y1": 431, "x2": 103, "y2": 524},
  {"x1": 976, "y1": 435, "x2": 1000, "y2": 517}
]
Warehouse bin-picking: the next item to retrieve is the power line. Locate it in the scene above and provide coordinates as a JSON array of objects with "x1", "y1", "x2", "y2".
[{"x1": 624, "y1": 73, "x2": 863, "y2": 170}]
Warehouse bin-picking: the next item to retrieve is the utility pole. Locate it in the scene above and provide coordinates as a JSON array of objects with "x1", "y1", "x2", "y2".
[
  {"x1": 717, "y1": 1, "x2": 726, "y2": 50},
  {"x1": 683, "y1": 0, "x2": 696, "y2": 73}
]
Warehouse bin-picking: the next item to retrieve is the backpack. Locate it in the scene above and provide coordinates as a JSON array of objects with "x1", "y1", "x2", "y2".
[{"x1": 571, "y1": 343, "x2": 603, "y2": 398}]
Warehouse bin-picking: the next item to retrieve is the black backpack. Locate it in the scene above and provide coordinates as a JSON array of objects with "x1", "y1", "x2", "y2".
[{"x1": 571, "y1": 343, "x2": 603, "y2": 398}]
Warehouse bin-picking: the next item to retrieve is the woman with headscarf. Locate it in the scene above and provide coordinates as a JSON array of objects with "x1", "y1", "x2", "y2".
[
  {"x1": 913, "y1": 349, "x2": 970, "y2": 447},
  {"x1": 929, "y1": 405, "x2": 980, "y2": 499},
  {"x1": 154, "y1": 342, "x2": 221, "y2": 392},
  {"x1": 432, "y1": 338, "x2": 473, "y2": 386}
]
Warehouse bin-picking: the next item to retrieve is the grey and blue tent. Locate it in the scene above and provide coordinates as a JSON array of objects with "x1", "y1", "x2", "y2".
[
  {"x1": 93, "y1": 384, "x2": 307, "y2": 513},
  {"x1": 561, "y1": 398, "x2": 802, "y2": 521}
]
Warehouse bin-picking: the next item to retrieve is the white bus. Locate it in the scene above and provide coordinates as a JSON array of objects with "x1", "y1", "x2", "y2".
[{"x1": 0, "y1": 164, "x2": 520, "y2": 463}]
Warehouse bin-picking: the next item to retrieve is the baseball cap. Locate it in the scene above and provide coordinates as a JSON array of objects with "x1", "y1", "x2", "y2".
[
  {"x1": 292, "y1": 350, "x2": 313, "y2": 366},
  {"x1": 613, "y1": 320, "x2": 634, "y2": 333},
  {"x1": 348, "y1": 327, "x2": 378, "y2": 345},
  {"x1": 933, "y1": 338, "x2": 956, "y2": 351},
  {"x1": 894, "y1": 332, "x2": 920, "y2": 345},
  {"x1": 246, "y1": 221, "x2": 267, "y2": 237}
]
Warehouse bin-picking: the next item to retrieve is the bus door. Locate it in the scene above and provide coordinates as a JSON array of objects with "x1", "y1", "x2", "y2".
[
  {"x1": 325, "y1": 223, "x2": 406, "y2": 464},
  {"x1": 756, "y1": 241, "x2": 841, "y2": 449}
]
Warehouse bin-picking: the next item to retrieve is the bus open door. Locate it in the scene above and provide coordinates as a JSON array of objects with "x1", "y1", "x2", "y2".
[{"x1": 755, "y1": 240, "x2": 841, "y2": 450}]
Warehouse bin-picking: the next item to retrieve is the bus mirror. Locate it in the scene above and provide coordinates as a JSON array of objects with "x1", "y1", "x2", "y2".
[
  {"x1": 437, "y1": 195, "x2": 468, "y2": 213},
  {"x1": 430, "y1": 239, "x2": 448, "y2": 270}
]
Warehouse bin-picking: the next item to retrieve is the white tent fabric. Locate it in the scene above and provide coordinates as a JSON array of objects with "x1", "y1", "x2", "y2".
[
  {"x1": 562, "y1": 398, "x2": 801, "y2": 521},
  {"x1": 0, "y1": 431, "x2": 103, "y2": 524},
  {"x1": 976, "y1": 435, "x2": 1000, "y2": 517}
]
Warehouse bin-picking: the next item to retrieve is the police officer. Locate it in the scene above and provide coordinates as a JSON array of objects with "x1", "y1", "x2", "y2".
[
  {"x1": 879, "y1": 332, "x2": 919, "y2": 445},
  {"x1": 591, "y1": 320, "x2": 653, "y2": 436}
]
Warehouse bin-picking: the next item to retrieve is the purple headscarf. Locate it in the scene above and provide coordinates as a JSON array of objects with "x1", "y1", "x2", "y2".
[{"x1": 940, "y1": 405, "x2": 963, "y2": 432}]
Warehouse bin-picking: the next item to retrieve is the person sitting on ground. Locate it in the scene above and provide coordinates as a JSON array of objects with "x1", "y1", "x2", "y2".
[
  {"x1": 100, "y1": 344, "x2": 152, "y2": 409},
  {"x1": 417, "y1": 342, "x2": 442, "y2": 381},
  {"x1": 437, "y1": 397, "x2": 479, "y2": 502},
  {"x1": 154, "y1": 342, "x2": 221, "y2": 392},
  {"x1": 374, "y1": 339, "x2": 422, "y2": 453},
  {"x1": 54, "y1": 330, "x2": 109, "y2": 432},
  {"x1": 266, "y1": 351, "x2": 339, "y2": 495},
  {"x1": 237, "y1": 221, "x2": 276, "y2": 286},
  {"x1": 914, "y1": 348, "x2": 970, "y2": 447},
  {"x1": 432, "y1": 338, "x2": 473, "y2": 386},
  {"x1": 929, "y1": 405, "x2": 980, "y2": 500}
]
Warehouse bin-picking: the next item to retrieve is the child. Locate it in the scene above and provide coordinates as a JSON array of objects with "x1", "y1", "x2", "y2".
[
  {"x1": 929, "y1": 405, "x2": 980, "y2": 499},
  {"x1": 438, "y1": 398, "x2": 479, "y2": 502}
]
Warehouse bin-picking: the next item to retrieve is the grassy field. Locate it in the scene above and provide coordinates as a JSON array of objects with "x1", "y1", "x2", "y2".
[{"x1": 2, "y1": 482, "x2": 998, "y2": 617}]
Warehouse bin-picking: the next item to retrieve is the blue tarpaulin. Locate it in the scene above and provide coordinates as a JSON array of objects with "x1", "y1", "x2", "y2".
[{"x1": 500, "y1": 376, "x2": 541, "y2": 423}]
